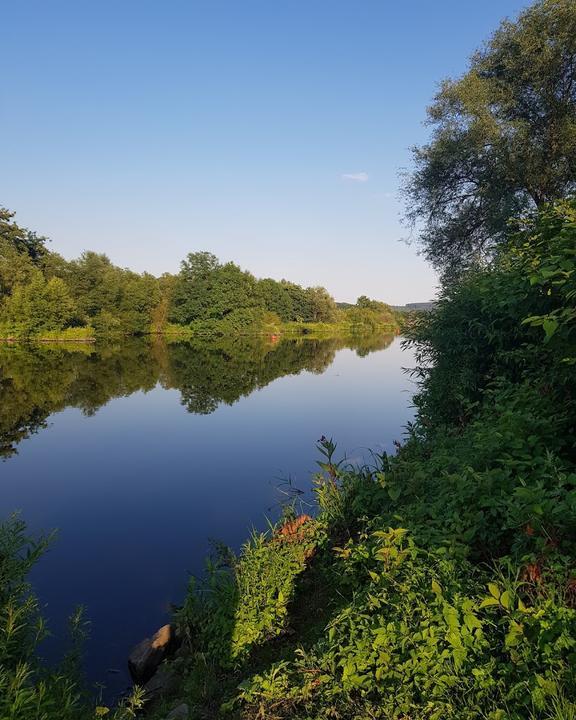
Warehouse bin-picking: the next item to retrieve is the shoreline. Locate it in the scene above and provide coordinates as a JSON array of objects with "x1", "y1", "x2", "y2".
[{"x1": 0, "y1": 323, "x2": 400, "y2": 345}]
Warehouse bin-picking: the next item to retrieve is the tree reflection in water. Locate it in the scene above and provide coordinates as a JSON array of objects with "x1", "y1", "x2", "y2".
[{"x1": 0, "y1": 333, "x2": 394, "y2": 458}]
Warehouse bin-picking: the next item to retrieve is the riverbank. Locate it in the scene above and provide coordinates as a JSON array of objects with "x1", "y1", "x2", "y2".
[
  {"x1": 0, "y1": 318, "x2": 400, "y2": 344},
  {"x1": 138, "y1": 388, "x2": 576, "y2": 720},
  {"x1": 0, "y1": 326, "x2": 97, "y2": 342}
]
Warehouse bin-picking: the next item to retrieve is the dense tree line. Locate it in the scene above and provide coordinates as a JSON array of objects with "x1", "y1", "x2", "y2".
[
  {"x1": 0, "y1": 211, "x2": 394, "y2": 339},
  {"x1": 168, "y1": 251, "x2": 339, "y2": 333},
  {"x1": 0, "y1": 209, "x2": 162, "y2": 337}
]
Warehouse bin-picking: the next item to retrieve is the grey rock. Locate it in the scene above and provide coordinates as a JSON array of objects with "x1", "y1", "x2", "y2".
[{"x1": 128, "y1": 624, "x2": 175, "y2": 683}]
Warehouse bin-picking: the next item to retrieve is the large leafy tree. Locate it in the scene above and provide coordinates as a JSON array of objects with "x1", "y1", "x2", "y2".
[
  {"x1": 1, "y1": 273, "x2": 77, "y2": 336},
  {"x1": 304, "y1": 286, "x2": 338, "y2": 323},
  {"x1": 0, "y1": 208, "x2": 48, "y2": 261},
  {"x1": 403, "y1": 0, "x2": 576, "y2": 278},
  {"x1": 0, "y1": 240, "x2": 36, "y2": 298},
  {"x1": 66, "y1": 251, "x2": 122, "y2": 318},
  {"x1": 170, "y1": 252, "x2": 260, "y2": 324},
  {"x1": 118, "y1": 273, "x2": 161, "y2": 334},
  {"x1": 0, "y1": 209, "x2": 48, "y2": 297},
  {"x1": 257, "y1": 278, "x2": 295, "y2": 321}
]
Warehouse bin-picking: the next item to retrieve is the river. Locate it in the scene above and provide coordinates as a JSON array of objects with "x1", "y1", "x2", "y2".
[{"x1": 0, "y1": 333, "x2": 415, "y2": 697}]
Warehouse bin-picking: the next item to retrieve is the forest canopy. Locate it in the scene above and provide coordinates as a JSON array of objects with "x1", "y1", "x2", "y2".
[{"x1": 0, "y1": 210, "x2": 397, "y2": 339}]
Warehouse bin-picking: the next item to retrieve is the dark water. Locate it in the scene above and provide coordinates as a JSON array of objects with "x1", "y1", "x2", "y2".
[{"x1": 1, "y1": 333, "x2": 415, "y2": 696}]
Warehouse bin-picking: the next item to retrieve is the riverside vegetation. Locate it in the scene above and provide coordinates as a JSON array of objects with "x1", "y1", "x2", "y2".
[
  {"x1": 2, "y1": 0, "x2": 576, "y2": 718},
  {"x1": 3, "y1": 199, "x2": 575, "y2": 720},
  {"x1": 0, "y1": 209, "x2": 398, "y2": 342}
]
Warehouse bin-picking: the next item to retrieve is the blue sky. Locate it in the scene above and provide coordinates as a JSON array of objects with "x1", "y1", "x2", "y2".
[{"x1": 2, "y1": 0, "x2": 528, "y2": 304}]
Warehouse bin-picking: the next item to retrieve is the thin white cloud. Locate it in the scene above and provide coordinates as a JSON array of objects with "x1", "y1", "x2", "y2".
[
  {"x1": 370, "y1": 191, "x2": 395, "y2": 200},
  {"x1": 341, "y1": 172, "x2": 369, "y2": 183}
]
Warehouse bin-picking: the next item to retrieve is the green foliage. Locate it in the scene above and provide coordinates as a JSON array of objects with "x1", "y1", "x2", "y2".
[
  {"x1": 0, "y1": 273, "x2": 79, "y2": 338},
  {"x1": 342, "y1": 296, "x2": 398, "y2": 334},
  {"x1": 62, "y1": 252, "x2": 161, "y2": 335},
  {"x1": 4, "y1": 3, "x2": 575, "y2": 717},
  {"x1": 189, "y1": 308, "x2": 271, "y2": 337},
  {"x1": 513, "y1": 200, "x2": 576, "y2": 359},
  {"x1": 0, "y1": 211, "x2": 352, "y2": 340},
  {"x1": 35, "y1": 326, "x2": 95, "y2": 342},
  {"x1": 0, "y1": 230, "x2": 163, "y2": 339},
  {"x1": 403, "y1": 0, "x2": 576, "y2": 278},
  {"x1": 117, "y1": 273, "x2": 161, "y2": 334},
  {"x1": 0, "y1": 207, "x2": 48, "y2": 263},
  {"x1": 256, "y1": 278, "x2": 295, "y2": 321},
  {"x1": 176, "y1": 521, "x2": 322, "y2": 671},
  {"x1": 405, "y1": 200, "x2": 576, "y2": 429},
  {"x1": 4, "y1": 202, "x2": 576, "y2": 719},
  {"x1": 170, "y1": 253, "x2": 259, "y2": 326},
  {"x1": 0, "y1": 237, "x2": 37, "y2": 298},
  {"x1": 169, "y1": 252, "x2": 339, "y2": 330}
]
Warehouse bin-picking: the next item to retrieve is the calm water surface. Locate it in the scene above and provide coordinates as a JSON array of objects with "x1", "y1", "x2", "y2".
[{"x1": 1, "y1": 334, "x2": 415, "y2": 695}]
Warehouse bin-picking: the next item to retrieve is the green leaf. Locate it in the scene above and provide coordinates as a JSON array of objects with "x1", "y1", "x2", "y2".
[
  {"x1": 463, "y1": 612, "x2": 482, "y2": 630},
  {"x1": 504, "y1": 620, "x2": 524, "y2": 648},
  {"x1": 517, "y1": 598, "x2": 529, "y2": 613},
  {"x1": 488, "y1": 583, "x2": 501, "y2": 600},
  {"x1": 480, "y1": 596, "x2": 500, "y2": 608},
  {"x1": 542, "y1": 318, "x2": 558, "y2": 341},
  {"x1": 431, "y1": 579, "x2": 442, "y2": 596}
]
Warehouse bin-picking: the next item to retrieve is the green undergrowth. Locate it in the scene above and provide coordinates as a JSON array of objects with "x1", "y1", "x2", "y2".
[
  {"x1": 0, "y1": 325, "x2": 96, "y2": 342},
  {"x1": 281, "y1": 320, "x2": 399, "y2": 339},
  {"x1": 150, "y1": 430, "x2": 576, "y2": 720}
]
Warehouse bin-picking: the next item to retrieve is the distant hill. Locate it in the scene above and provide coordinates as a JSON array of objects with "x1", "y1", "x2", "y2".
[
  {"x1": 391, "y1": 302, "x2": 436, "y2": 313},
  {"x1": 337, "y1": 301, "x2": 436, "y2": 313}
]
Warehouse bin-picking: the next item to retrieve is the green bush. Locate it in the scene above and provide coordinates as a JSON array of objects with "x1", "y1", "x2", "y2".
[
  {"x1": 36, "y1": 326, "x2": 95, "y2": 342},
  {"x1": 405, "y1": 200, "x2": 576, "y2": 429}
]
